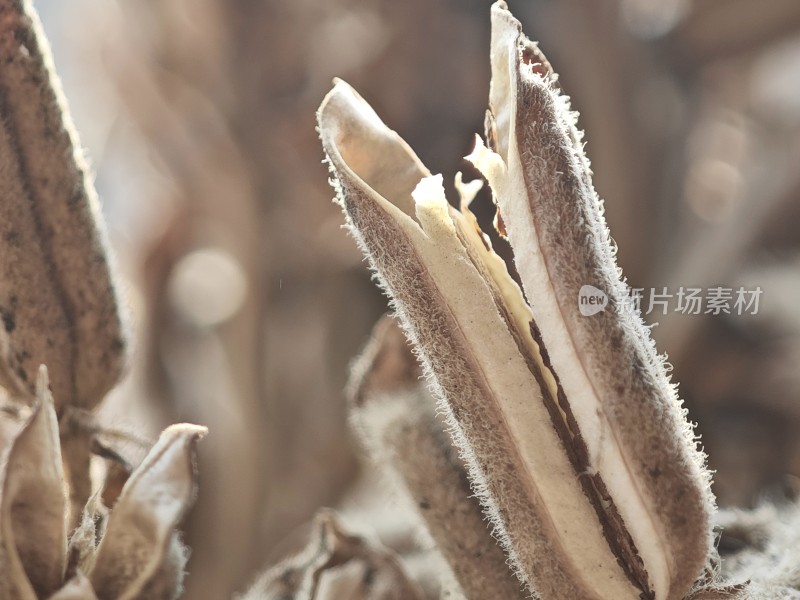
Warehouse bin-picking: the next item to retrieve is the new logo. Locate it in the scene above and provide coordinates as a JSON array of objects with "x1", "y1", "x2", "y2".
[{"x1": 578, "y1": 285, "x2": 608, "y2": 316}]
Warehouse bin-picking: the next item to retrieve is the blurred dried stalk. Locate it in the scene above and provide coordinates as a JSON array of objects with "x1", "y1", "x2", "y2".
[
  {"x1": 0, "y1": 0, "x2": 130, "y2": 523},
  {"x1": 0, "y1": 0, "x2": 207, "y2": 598},
  {"x1": 84, "y1": 0, "x2": 366, "y2": 594}
]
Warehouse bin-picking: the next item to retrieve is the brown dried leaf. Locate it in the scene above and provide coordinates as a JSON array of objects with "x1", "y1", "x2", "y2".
[
  {"x1": 0, "y1": 367, "x2": 67, "y2": 599},
  {"x1": 0, "y1": 0, "x2": 129, "y2": 409},
  {"x1": 89, "y1": 424, "x2": 206, "y2": 600}
]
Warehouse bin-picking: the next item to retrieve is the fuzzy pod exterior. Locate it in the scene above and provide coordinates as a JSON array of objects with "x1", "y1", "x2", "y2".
[
  {"x1": 349, "y1": 315, "x2": 527, "y2": 600},
  {"x1": 319, "y1": 81, "x2": 652, "y2": 599},
  {"x1": 318, "y1": 3, "x2": 717, "y2": 595},
  {"x1": 467, "y1": 4, "x2": 715, "y2": 598}
]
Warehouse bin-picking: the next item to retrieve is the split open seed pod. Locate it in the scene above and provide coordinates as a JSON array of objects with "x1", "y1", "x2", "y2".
[{"x1": 317, "y1": 3, "x2": 715, "y2": 598}]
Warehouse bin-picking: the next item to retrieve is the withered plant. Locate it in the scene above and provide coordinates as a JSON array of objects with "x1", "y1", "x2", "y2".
[
  {"x1": 0, "y1": 1, "x2": 205, "y2": 598},
  {"x1": 4, "y1": 0, "x2": 800, "y2": 599}
]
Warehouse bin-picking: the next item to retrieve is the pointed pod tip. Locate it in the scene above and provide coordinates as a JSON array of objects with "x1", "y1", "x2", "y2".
[
  {"x1": 35, "y1": 364, "x2": 55, "y2": 407},
  {"x1": 36, "y1": 363, "x2": 49, "y2": 385},
  {"x1": 318, "y1": 79, "x2": 386, "y2": 142},
  {"x1": 314, "y1": 507, "x2": 339, "y2": 527},
  {"x1": 161, "y1": 423, "x2": 209, "y2": 443},
  {"x1": 318, "y1": 79, "x2": 357, "y2": 123},
  {"x1": 491, "y1": 0, "x2": 520, "y2": 32},
  {"x1": 325, "y1": 77, "x2": 356, "y2": 104},
  {"x1": 312, "y1": 509, "x2": 351, "y2": 553}
]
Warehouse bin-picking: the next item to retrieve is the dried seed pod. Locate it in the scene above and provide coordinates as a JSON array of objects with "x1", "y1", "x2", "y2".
[
  {"x1": 320, "y1": 82, "x2": 614, "y2": 597},
  {"x1": 239, "y1": 509, "x2": 424, "y2": 600},
  {"x1": 467, "y1": 4, "x2": 714, "y2": 597},
  {"x1": 0, "y1": 367, "x2": 66, "y2": 600},
  {"x1": 89, "y1": 424, "x2": 207, "y2": 600},
  {"x1": 349, "y1": 315, "x2": 526, "y2": 600},
  {"x1": 0, "y1": 0, "x2": 129, "y2": 409},
  {"x1": 317, "y1": 2, "x2": 714, "y2": 598}
]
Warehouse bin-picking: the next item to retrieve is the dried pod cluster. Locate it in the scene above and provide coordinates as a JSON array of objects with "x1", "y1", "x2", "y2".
[
  {"x1": 0, "y1": 369, "x2": 206, "y2": 600},
  {"x1": 317, "y1": 2, "x2": 723, "y2": 599}
]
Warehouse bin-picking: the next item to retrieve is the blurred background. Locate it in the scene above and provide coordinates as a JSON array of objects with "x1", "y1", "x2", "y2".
[{"x1": 34, "y1": 0, "x2": 800, "y2": 596}]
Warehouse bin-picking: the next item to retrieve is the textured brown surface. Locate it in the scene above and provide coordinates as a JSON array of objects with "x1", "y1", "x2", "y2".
[{"x1": 0, "y1": 0, "x2": 128, "y2": 410}]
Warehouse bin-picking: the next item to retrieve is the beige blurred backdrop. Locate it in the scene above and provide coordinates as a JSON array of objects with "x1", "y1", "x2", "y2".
[{"x1": 35, "y1": 0, "x2": 800, "y2": 596}]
